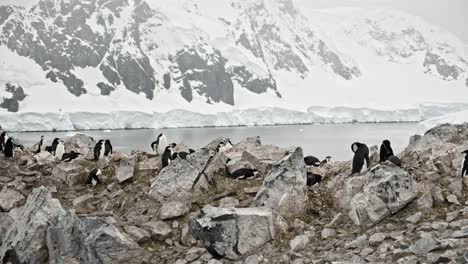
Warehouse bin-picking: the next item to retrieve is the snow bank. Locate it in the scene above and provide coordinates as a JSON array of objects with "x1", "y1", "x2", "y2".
[
  {"x1": 418, "y1": 110, "x2": 468, "y2": 134},
  {"x1": 1, "y1": 104, "x2": 467, "y2": 132}
]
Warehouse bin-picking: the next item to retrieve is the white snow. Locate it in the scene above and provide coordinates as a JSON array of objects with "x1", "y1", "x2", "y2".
[{"x1": 418, "y1": 110, "x2": 468, "y2": 134}]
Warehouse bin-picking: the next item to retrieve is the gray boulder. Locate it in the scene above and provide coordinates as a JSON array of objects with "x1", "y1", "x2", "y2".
[
  {"x1": 149, "y1": 148, "x2": 213, "y2": 202},
  {"x1": 141, "y1": 221, "x2": 172, "y2": 242},
  {"x1": 190, "y1": 206, "x2": 275, "y2": 260},
  {"x1": 0, "y1": 187, "x2": 25, "y2": 212},
  {"x1": 0, "y1": 187, "x2": 67, "y2": 263},
  {"x1": 251, "y1": 147, "x2": 308, "y2": 217},
  {"x1": 348, "y1": 163, "x2": 417, "y2": 226},
  {"x1": 159, "y1": 201, "x2": 191, "y2": 220},
  {"x1": 115, "y1": 158, "x2": 136, "y2": 183},
  {"x1": 52, "y1": 162, "x2": 87, "y2": 187},
  {"x1": 64, "y1": 134, "x2": 96, "y2": 159}
]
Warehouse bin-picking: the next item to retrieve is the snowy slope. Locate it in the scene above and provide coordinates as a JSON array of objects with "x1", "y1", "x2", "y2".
[
  {"x1": 418, "y1": 110, "x2": 468, "y2": 133},
  {"x1": 0, "y1": 0, "x2": 467, "y2": 131}
]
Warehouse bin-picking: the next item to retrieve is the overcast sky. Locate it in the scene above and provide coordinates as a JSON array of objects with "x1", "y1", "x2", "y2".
[{"x1": 294, "y1": 0, "x2": 468, "y2": 43}]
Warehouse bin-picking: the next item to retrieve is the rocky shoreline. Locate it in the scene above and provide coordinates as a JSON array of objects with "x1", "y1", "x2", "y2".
[{"x1": 1, "y1": 124, "x2": 468, "y2": 263}]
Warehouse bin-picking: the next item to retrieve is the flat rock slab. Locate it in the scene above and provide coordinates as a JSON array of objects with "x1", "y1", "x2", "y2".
[
  {"x1": 0, "y1": 186, "x2": 25, "y2": 212},
  {"x1": 115, "y1": 158, "x2": 136, "y2": 183},
  {"x1": 190, "y1": 206, "x2": 275, "y2": 260},
  {"x1": 159, "y1": 201, "x2": 191, "y2": 220}
]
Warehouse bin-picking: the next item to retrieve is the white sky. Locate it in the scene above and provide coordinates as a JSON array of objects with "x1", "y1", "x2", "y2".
[{"x1": 294, "y1": 0, "x2": 468, "y2": 43}]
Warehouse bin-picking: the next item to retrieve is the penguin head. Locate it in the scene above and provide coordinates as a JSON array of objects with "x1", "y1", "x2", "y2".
[
  {"x1": 462, "y1": 150, "x2": 468, "y2": 155},
  {"x1": 351, "y1": 142, "x2": 360, "y2": 153},
  {"x1": 105, "y1": 139, "x2": 111, "y2": 144},
  {"x1": 383, "y1": 140, "x2": 391, "y2": 147},
  {"x1": 53, "y1": 138, "x2": 59, "y2": 144},
  {"x1": 40, "y1": 136, "x2": 44, "y2": 140},
  {"x1": 326, "y1": 156, "x2": 332, "y2": 163},
  {"x1": 96, "y1": 169, "x2": 102, "y2": 176},
  {"x1": 189, "y1": 149, "x2": 196, "y2": 154}
]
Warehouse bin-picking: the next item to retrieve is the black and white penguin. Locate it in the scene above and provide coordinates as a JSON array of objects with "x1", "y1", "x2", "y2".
[
  {"x1": 320, "y1": 156, "x2": 332, "y2": 166},
  {"x1": 151, "y1": 133, "x2": 168, "y2": 156},
  {"x1": 54, "y1": 139, "x2": 65, "y2": 159},
  {"x1": 87, "y1": 169, "x2": 102, "y2": 186},
  {"x1": 461, "y1": 150, "x2": 468, "y2": 178},
  {"x1": 33, "y1": 136, "x2": 45, "y2": 154},
  {"x1": 307, "y1": 172, "x2": 322, "y2": 186},
  {"x1": 104, "y1": 140, "x2": 113, "y2": 156},
  {"x1": 61, "y1": 151, "x2": 81, "y2": 162},
  {"x1": 94, "y1": 140, "x2": 105, "y2": 160},
  {"x1": 387, "y1": 155, "x2": 402, "y2": 167},
  {"x1": 229, "y1": 168, "x2": 259, "y2": 180},
  {"x1": 380, "y1": 140, "x2": 394, "y2": 163},
  {"x1": 0, "y1": 131, "x2": 8, "y2": 152},
  {"x1": 217, "y1": 141, "x2": 233, "y2": 153},
  {"x1": 4, "y1": 138, "x2": 14, "y2": 158},
  {"x1": 351, "y1": 142, "x2": 370, "y2": 175},
  {"x1": 304, "y1": 156, "x2": 321, "y2": 167},
  {"x1": 47, "y1": 138, "x2": 60, "y2": 154},
  {"x1": 161, "y1": 143, "x2": 177, "y2": 168}
]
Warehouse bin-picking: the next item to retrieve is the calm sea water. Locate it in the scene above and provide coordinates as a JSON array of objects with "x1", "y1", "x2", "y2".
[{"x1": 10, "y1": 123, "x2": 419, "y2": 161}]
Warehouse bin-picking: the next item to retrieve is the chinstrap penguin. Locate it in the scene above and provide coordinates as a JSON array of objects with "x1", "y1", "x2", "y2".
[
  {"x1": 87, "y1": 169, "x2": 102, "y2": 186},
  {"x1": 4, "y1": 138, "x2": 14, "y2": 158},
  {"x1": 151, "y1": 133, "x2": 168, "y2": 156},
  {"x1": 307, "y1": 172, "x2": 322, "y2": 186},
  {"x1": 229, "y1": 168, "x2": 259, "y2": 180},
  {"x1": 351, "y1": 142, "x2": 370, "y2": 175},
  {"x1": 0, "y1": 131, "x2": 8, "y2": 152},
  {"x1": 54, "y1": 139, "x2": 65, "y2": 159},
  {"x1": 462, "y1": 150, "x2": 468, "y2": 178},
  {"x1": 304, "y1": 156, "x2": 321, "y2": 167},
  {"x1": 62, "y1": 151, "x2": 81, "y2": 162},
  {"x1": 104, "y1": 140, "x2": 113, "y2": 156},
  {"x1": 380, "y1": 140, "x2": 394, "y2": 163},
  {"x1": 94, "y1": 140, "x2": 106, "y2": 160},
  {"x1": 161, "y1": 143, "x2": 177, "y2": 168}
]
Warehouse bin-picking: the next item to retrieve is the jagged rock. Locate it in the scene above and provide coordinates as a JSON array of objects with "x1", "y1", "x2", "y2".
[
  {"x1": 289, "y1": 235, "x2": 309, "y2": 252},
  {"x1": 409, "y1": 233, "x2": 440, "y2": 255},
  {"x1": 369, "y1": 233, "x2": 388, "y2": 246},
  {"x1": 31, "y1": 151, "x2": 56, "y2": 165},
  {"x1": 72, "y1": 193, "x2": 93, "y2": 207},
  {"x1": 219, "y1": 197, "x2": 240, "y2": 208},
  {"x1": 0, "y1": 186, "x2": 25, "y2": 212},
  {"x1": 115, "y1": 158, "x2": 136, "y2": 183},
  {"x1": 149, "y1": 148, "x2": 213, "y2": 202},
  {"x1": 64, "y1": 134, "x2": 96, "y2": 159},
  {"x1": 52, "y1": 162, "x2": 86, "y2": 187},
  {"x1": 190, "y1": 206, "x2": 275, "y2": 260},
  {"x1": 345, "y1": 234, "x2": 368, "y2": 249},
  {"x1": 159, "y1": 201, "x2": 191, "y2": 220},
  {"x1": 348, "y1": 163, "x2": 417, "y2": 226},
  {"x1": 251, "y1": 147, "x2": 308, "y2": 217},
  {"x1": 321, "y1": 228, "x2": 336, "y2": 239},
  {"x1": 244, "y1": 254, "x2": 259, "y2": 264},
  {"x1": 451, "y1": 226, "x2": 468, "y2": 238},
  {"x1": 111, "y1": 152, "x2": 129, "y2": 162},
  {"x1": 406, "y1": 212, "x2": 423, "y2": 224},
  {"x1": 328, "y1": 173, "x2": 367, "y2": 211},
  {"x1": 124, "y1": 226, "x2": 151, "y2": 244},
  {"x1": 446, "y1": 194, "x2": 460, "y2": 205},
  {"x1": 47, "y1": 211, "x2": 143, "y2": 264},
  {"x1": 141, "y1": 221, "x2": 172, "y2": 242},
  {"x1": 0, "y1": 187, "x2": 67, "y2": 263},
  {"x1": 0, "y1": 212, "x2": 13, "y2": 240}
]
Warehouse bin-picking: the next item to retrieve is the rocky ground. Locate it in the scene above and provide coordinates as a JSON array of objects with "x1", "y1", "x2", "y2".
[{"x1": 1, "y1": 124, "x2": 468, "y2": 264}]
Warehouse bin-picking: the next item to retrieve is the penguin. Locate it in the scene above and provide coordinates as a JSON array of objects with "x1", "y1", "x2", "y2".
[
  {"x1": 0, "y1": 131, "x2": 8, "y2": 152},
  {"x1": 217, "y1": 140, "x2": 233, "y2": 153},
  {"x1": 33, "y1": 136, "x2": 45, "y2": 154},
  {"x1": 387, "y1": 155, "x2": 402, "y2": 167},
  {"x1": 461, "y1": 150, "x2": 468, "y2": 178},
  {"x1": 304, "y1": 156, "x2": 321, "y2": 167},
  {"x1": 351, "y1": 142, "x2": 370, "y2": 175},
  {"x1": 229, "y1": 168, "x2": 259, "y2": 180},
  {"x1": 54, "y1": 140, "x2": 65, "y2": 159},
  {"x1": 87, "y1": 169, "x2": 102, "y2": 186},
  {"x1": 104, "y1": 140, "x2": 113, "y2": 156},
  {"x1": 161, "y1": 143, "x2": 177, "y2": 168},
  {"x1": 4, "y1": 138, "x2": 14, "y2": 158},
  {"x1": 320, "y1": 156, "x2": 332, "y2": 166},
  {"x1": 307, "y1": 172, "x2": 322, "y2": 186},
  {"x1": 94, "y1": 140, "x2": 105, "y2": 160},
  {"x1": 61, "y1": 151, "x2": 81, "y2": 162},
  {"x1": 47, "y1": 138, "x2": 60, "y2": 154},
  {"x1": 151, "y1": 133, "x2": 168, "y2": 156},
  {"x1": 380, "y1": 140, "x2": 394, "y2": 163}
]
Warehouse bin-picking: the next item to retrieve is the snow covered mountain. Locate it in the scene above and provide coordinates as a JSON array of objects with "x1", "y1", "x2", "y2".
[{"x1": 0, "y1": 0, "x2": 467, "y2": 130}]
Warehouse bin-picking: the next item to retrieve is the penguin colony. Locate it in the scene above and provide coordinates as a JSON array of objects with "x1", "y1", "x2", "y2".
[{"x1": 1, "y1": 128, "x2": 467, "y2": 189}]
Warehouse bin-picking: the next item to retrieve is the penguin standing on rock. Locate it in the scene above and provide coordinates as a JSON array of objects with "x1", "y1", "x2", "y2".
[
  {"x1": 217, "y1": 141, "x2": 233, "y2": 153},
  {"x1": 320, "y1": 156, "x2": 332, "y2": 166},
  {"x1": 0, "y1": 131, "x2": 8, "y2": 152},
  {"x1": 351, "y1": 142, "x2": 370, "y2": 175},
  {"x1": 461, "y1": 150, "x2": 468, "y2": 178},
  {"x1": 380, "y1": 140, "x2": 394, "y2": 163},
  {"x1": 104, "y1": 140, "x2": 113, "y2": 156},
  {"x1": 33, "y1": 136, "x2": 45, "y2": 154},
  {"x1": 161, "y1": 143, "x2": 177, "y2": 169},
  {"x1": 87, "y1": 169, "x2": 102, "y2": 186},
  {"x1": 151, "y1": 133, "x2": 168, "y2": 156},
  {"x1": 62, "y1": 151, "x2": 81, "y2": 162},
  {"x1": 46, "y1": 138, "x2": 60, "y2": 154},
  {"x1": 94, "y1": 140, "x2": 105, "y2": 160},
  {"x1": 4, "y1": 138, "x2": 14, "y2": 158},
  {"x1": 54, "y1": 140, "x2": 65, "y2": 159}
]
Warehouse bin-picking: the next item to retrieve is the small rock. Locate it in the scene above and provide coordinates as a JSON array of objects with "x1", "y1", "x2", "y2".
[
  {"x1": 72, "y1": 193, "x2": 93, "y2": 207},
  {"x1": 446, "y1": 211, "x2": 460, "y2": 222},
  {"x1": 208, "y1": 260, "x2": 223, "y2": 264},
  {"x1": 244, "y1": 187, "x2": 260, "y2": 194},
  {"x1": 275, "y1": 215, "x2": 289, "y2": 234},
  {"x1": 409, "y1": 234, "x2": 440, "y2": 255},
  {"x1": 360, "y1": 247, "x2": 374, "y2": 257},
  {"x1": 369, "y1": 233, "x2": 388, "y2": 246},
  {"x1": 451, "y1": 226, "x2": 468, "y2": 238},
  {"x1": 218, "y1": 197, "x2": 240, "y2": 208},
  {"x1": 345, "y1": 234, "x2": 368, "y2": 249},
  {"x1": 141, "y1": 221, "x2": 172, "y2": 241},
  {"x1": 406, "y1": 212, "x2": 422, "y2": 224},
  {"x1": 325, "y1": 213, "x2": 344, "y2": 227},
  {"x1": 431, "y1": 221, "x2": 448, "y2": 231},
  {"x1": 289, "y1": 235, "x2": 309, "y2": 252},
  {"x1": 446, "y1": 195, "x2": 461, "y2": 205},
  {"x1": 115, "y1": 158, "x2": 136, "y2": 183},
  {"x1": 293, "y1": 219, "x2": 306, "y2": 231},
  {"x1": 244, "y1": 254, "x2": 259, "y2": 264},
  {"x1": 159, "y1": 201, "x2": 191, "y2": 220},
  {"x1": 0, "y1": 186, "x2": 25, "y2": 212},
  {"x1": 185, "y1": 247, "x2": 206, "y2": 262},
  {"x1": 124, "y1": 226, "x2": 151, "y2": 244},
  {"x1": 321, "y1": 228, "x2": 336, "y2": 239}
]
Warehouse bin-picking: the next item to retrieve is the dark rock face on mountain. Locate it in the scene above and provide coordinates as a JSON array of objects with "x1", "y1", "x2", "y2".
[{"x1": 0, "y1": 83, "x2": 26, "y2": 112}]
